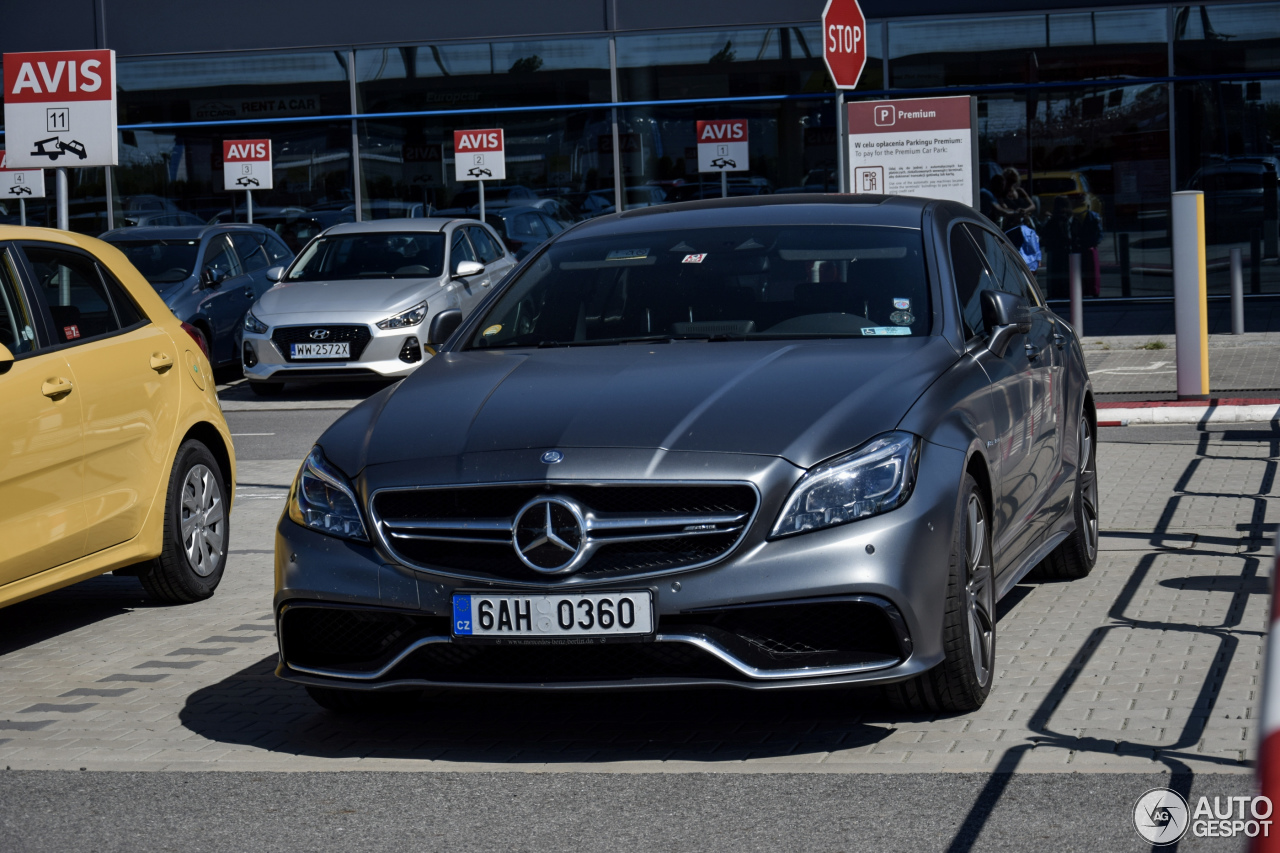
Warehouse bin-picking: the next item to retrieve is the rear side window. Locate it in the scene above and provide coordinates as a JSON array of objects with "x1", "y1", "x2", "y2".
[
  {"x1": 231, "y1": 233, "x2": 270, "y2": 272},
  {"x1": 261, "y1": 231, "x2": 293, "y2": 263},
  {"x1": 467, "y1": 226, "x2": 502, "y2": 264},
  {"x1": 0, "y1": 251, "x2": 39, "y2": 355},
  {"x1": 965, "y1": 224, "x2": 1038, "y2": 305},
  {"x1": 23, "y1": 244, "x2": 142, "y2": 344}
]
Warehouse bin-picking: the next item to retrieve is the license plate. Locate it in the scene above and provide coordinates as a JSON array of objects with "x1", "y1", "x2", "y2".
[
  {"x1": 290, "y1": 342, "x2": 350, "y2": 359},
  {"x1": 452, "y1": 591, "x2": 653, "y2": 643}
]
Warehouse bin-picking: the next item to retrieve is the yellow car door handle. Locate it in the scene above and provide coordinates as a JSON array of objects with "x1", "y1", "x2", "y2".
[
  {"x1": 150, "y1": 352, "x2": 175, "y2": 371},
  {"x1": 41, "y1": 377, "x2": 74, "y2": 398}
]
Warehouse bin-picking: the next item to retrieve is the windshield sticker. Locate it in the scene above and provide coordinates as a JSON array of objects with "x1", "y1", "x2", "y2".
[
  {"x1": 890, "y1": 311, "x2": 915, "y2": 326},
  {"x1": 682, "y1": 254, "x2": 707, "y2": 264},
  {"x1": 893, "y1": 298, "x2": 911, "y2": 310},
  {"x1": 483, "y1": 324, "x2": 503, "y2": 337},
  {"x1": 607, "y1": 248, "x2": 649, "y2": 261},
  {"x1": 862, "y1": 326, "x2": 912, "y2": 336}
]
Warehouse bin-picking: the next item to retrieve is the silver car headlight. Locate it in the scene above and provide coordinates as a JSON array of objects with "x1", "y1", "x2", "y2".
[
  {"x1": 288, "y1": 447, "x2": 369, "y2": 542},
  {"x1": 376, "y1": 300, "x2": 427, "y2": 330},
  {"x1": 771, "y1": 432, "x2": 920, "y2": 538},
  {"x1": 242, "y1": 309, "x2": 268, "y2": 334}
]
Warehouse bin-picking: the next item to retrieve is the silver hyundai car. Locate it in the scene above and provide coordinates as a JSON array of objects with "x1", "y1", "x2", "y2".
[
  {"x1": 273, "y1": 195, "x2": 1098, "y2": 715},
  {"x1": 240, "y1": 218, "x2": 514, "y2": 394}
]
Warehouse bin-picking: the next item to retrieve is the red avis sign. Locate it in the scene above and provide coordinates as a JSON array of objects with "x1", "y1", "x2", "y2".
[
  {"x1": 696, "y1": 120, "x2": 748, "y2": 142},
  {"x1": 223, "y1": 140, "x2": 270, "y2": 162},
  {"x1": 454, "y1": 129, "x2": 503, "y2": 153},
  {"x1": 453, "y1": 128, "x2": 506, "y2": 181},
  {"x1": 822, "y1": 0, "x2": 868, "y2": 90},
  {"x1": 4, "y1": 50, "x2": 113, "y2": 103}
]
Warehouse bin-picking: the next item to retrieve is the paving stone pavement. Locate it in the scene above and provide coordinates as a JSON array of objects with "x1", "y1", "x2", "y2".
[
  {"x1": 0, "y1": 426, "x2": 1274, "y2": 775},
  {"x1": 1083, "y1": 334, "x2": 1280, "y2": 395}
]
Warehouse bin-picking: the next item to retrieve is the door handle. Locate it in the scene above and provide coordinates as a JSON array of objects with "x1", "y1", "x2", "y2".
[
  {"x1": 149, "y1": 352, "x2": 174, "y2": 372},
  {"x1": 1053, "y1": 333, "x2": 1067, "y2": 349},
  {"x1": 1025, "y1": 343, "x2": 1042, "y2": 361},
  {"x1": 41, "y1": 377, "x2": 73, "y2": 398}
]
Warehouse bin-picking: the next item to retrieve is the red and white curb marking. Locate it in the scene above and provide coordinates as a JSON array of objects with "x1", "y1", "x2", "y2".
[
  {"x1": 1253, "y1": 551, "x2": 1280, "y2": 853},
  {"x1": 1098, "y1": 399, "x2": 1280, "y2": 427}
]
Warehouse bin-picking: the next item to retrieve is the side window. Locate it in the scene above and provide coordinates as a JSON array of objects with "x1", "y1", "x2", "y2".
[
  {"x1": 24, "y1": 244, "x2": 123, "y2": 344},
  {"x1": 466, "y1": 226, "x2": 501, "y2": 264},
  {"x1": 202, "y1": 235, "x2": 243, "y2": 279},
  {"x1": 95, "y1": 264, "x2": 144, "y2": 327},
  {"x1": 450, "y1": 230, "x2": 477, "y2": 273},
  {"x1": 261, "y1": 231, "x2": 294, "y2": 263},
  {"x1": 230, "y1": 233, "x2": 269, "y2": 272},
  {"x1": 0, "y1": 251, "x2": 39, "y2": 355},
  {"x1": 965, "y1": 224, "x2": 1033, "y2": 303},
  {"x1": 949, "y1": 226, "x2": 998, "y2": 339},
  {"x1": 513, "y1": 213, "x2": 548, "y2": 240}
]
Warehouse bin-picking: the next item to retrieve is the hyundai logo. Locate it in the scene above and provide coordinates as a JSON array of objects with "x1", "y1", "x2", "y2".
[
  {"x1": 309, "y1": 329, "x2": 330, "y2": 340},
  {"x1": 513, "y1": 497, "x2": 586, "y2": 574},
  {"x1": 540, "y1": 450, "x2": 564, "y2": 464}
]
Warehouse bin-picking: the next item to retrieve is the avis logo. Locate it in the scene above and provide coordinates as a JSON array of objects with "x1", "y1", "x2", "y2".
[
  {"x1": 456, "y1": 131, "x2": 501, "y2": 151},
  {"x1": 9, "y1": 58, "x2": 107, "y2": 96}
]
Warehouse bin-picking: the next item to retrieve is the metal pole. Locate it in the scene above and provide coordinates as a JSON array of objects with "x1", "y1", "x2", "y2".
[
  {"x1": 609, "y1": 38, "x2": 623, "y2": 213},
  {"x1": 1230, "y1": 246, "x2": 1244, "y2": 335},
  {"x1": 478, "y1": 181, "x2": 485, "y2": 222},
  {"x1": 246, "y1": 190, "x2": 253, "y2": 224},
  {"x1": 105, "y1": 166, "x2": 115, "y2": 231},
  {"x1": 19, "y1": 198, "x2": 25, "y2": 227},
  {"x1": 1069, "y1": 252, "x2": 1084, "y2": 337},
  {"x1": 1119, "y1": 232, "x2": 1131, "y2": 298},
  {"x1": 349, "y1": 49, "x2": 363, "y2": 222},
  {"x1": 835, "y1": 91, "x2": 846, "y2": 193},
  {"x1": 56, "y1": 168, "x2": 69, "y2": 231},
  {"x1": 721, "y1": 171, "x2": 727, "y2": 199},
  {"x1": 1172, "y1": 190, "x2": 1209, "y2": 400},
  {"x1": 1252, "y1": 228, "x2": 1263, "y2": 294}
]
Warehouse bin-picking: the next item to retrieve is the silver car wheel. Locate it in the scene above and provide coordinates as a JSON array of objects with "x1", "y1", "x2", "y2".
[
  {"x1": 964, "y1": 493, "x2": 995, "y2": 689},
  {"x1": 179, "y1": 463, "x2": 225, "y2": 577},
  {"x1": 1079, "y1": 416, "x2": 1099, "y2": 563}
]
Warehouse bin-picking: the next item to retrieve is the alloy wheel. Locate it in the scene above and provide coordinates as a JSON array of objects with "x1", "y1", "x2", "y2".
[
  {"x1": 1079, "y1": 416, "x2": 1099, "y2": 562},
  {"x1": 179, "y1": 463, "x2": 225, "y2": 577},
  {"x1": 964, "y1": 493, "x2": 995, "y2": 689}
]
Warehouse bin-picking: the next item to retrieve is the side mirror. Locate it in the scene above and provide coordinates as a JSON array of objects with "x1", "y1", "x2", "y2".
[
  {"x1": 265, "y1": 265, "x2": 285, "y2": 283},
  {"x1": 980, "y1": 290, "x2": 1032, "y2": 358},
  {"x1": 453, "y1": 260, "x2": 484, "y2": 279},
  {"x1": 201, "y1": 267, "x2": 227, "y2": 289},
  {"x1": 0, "y1": 342, "x2": 13, "y2": 374},
  {"x1": 426, "y1": 309, "x2": 463, "y2": 347}
]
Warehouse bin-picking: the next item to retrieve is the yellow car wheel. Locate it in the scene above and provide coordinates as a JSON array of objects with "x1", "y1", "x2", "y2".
[{"x1": 140, "y1": 440, "x2": 229, "y2": 603}]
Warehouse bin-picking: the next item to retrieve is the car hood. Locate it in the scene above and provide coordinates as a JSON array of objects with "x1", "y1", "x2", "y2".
[
  {"x1": 253, "y1": 277, "x2": 442, "y2": 319},
  {"x1": 322, "y1": 337, "x2": 959, "y2": 475}
]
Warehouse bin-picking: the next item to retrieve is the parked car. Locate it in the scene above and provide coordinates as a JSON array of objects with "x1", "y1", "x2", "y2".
[
  {"x1": 100, "y1": 224, "x2": 295, "y2": 367},
  {"x1": 0, "y1": 225, "x2": 235, "y2": 608},
  {"x1": 273, "y1": 195, "x2": 1098, "y2": 714},
  {"x1": 526, "y1": 197, "x2": 578, "y2": 228},
  {"x1": 259, "y1": 210, "x2": 356, "y2": 253},
  {"x1": 1188, "y1": 161, "x2": 1280, "y2": 241},
  {"x1": 446, "y1": 185, "x2": 538, "y2": 212},
  {"x1": 1026, "y1": 171, "x2": 1104, "y2": 221},
  {"x1": 477, "y1": 205, "x2": 567, "y2": 259},
  {"x1": 115, "y1": 211, "x2": 208, "y2": 229},
  {"x1": 240, "y1": 217, "x2": 515, "y2": 394}
]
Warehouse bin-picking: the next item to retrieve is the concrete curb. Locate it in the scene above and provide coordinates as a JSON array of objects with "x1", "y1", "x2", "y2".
[{"x1": 1097, "y1": 403, "x2": 1280, "y2": 426}]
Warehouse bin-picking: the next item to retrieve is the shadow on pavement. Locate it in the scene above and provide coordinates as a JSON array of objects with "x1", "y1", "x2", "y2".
[{"x1": 0, "y1": 574, "x2": 163, "y2": 657}]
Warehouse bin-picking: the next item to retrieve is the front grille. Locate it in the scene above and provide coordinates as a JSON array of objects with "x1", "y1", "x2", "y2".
[
  {"x1": 272, "y1": 325, "x2": 372, "y2": 362},
  {"x1": 280, "y1": 605, "x2": 448, "y2": 670},
  {"x1": 373, "y1": 483, "x2": 758, "y2": 583}
]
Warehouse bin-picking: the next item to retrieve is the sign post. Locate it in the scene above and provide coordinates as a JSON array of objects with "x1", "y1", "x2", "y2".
[
  {"x1": 223, "y1": 139, "x2": 273, "y2": 224},
  {"x1": 454, "y1": 128, "x2": 505, "y2": 221},
  {"x1": 696, "y1": 120, "x2": 748, "y2": 198},
  {"x1": 0, "y1": 151, "x2": 46, "y2": 226},
  {"x1": 846, "y1": 96, "x2": 979, "y2": 207},
  {"x1": 822, "y1": 0, "x2": 868, "y2": 193},
  {"x1": 3, "y1": 49, "x2": 118, "y2": 230}
]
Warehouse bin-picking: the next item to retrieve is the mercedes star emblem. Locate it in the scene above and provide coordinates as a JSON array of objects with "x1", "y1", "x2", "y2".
[
  {"x1": 540, "y1": 450, "x2": 564, "y2": 464},
  {"x1": 513, "y1": 497, "x2": 586, "y2": 574},
  {"x1": 309, "y1": 329, "x2": 330, "y2": 340}
]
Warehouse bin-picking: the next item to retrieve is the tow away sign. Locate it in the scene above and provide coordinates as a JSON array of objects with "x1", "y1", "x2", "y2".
[
  {"x1": 223, "y1": 140, "x2": 274, "y2": 190},
  {"x1": 0, "y1": 151, "x2": 46, "y2": 199},
  {"x1": 696, "y1": 120, "x2": 748, "y2": 173},
  {"x1": 3, "y1": 50, "x2": 118, "y2": 169},
  {"x1": 454, "y1": 129, "x2": 505, "y2": 181}
]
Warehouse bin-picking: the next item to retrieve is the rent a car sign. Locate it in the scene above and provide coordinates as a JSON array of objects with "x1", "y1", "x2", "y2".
[
  {"x1": 454, "y1": 129, "x2": 506, "y2": 181},
  {"x1": 696, "y1": 120, "x2": 748, "y2": 173},
  {"x1": 3, "y1": 50, "x2": 118, "y2": 169},
  {"x1": 847, "y1": 96, "x2": 978, "y2": 207},
  {"x1": 223, "y1": 140, "x2": 274, "y2": 190}
]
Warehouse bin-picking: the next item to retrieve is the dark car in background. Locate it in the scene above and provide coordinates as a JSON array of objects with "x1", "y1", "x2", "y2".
[
  {"x1": 1188, "y1": 161, "x2": 1280, "y2": 242},
  {"x1": 479, "y1": 206, "x2": 568, "y2": 259},
  {"x1": 101, "y1": 224, "x2": 294, "y2": 366},
  {"x1": 274, "y1": 195, "x2": 1099, "y2": 716}
]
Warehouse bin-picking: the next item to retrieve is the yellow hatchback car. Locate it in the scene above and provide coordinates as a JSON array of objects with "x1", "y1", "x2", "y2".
[{"x1": 0, "y1": 226, "x2": 235, "y2": 608}]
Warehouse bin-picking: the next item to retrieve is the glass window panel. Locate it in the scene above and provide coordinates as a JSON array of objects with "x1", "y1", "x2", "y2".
[
  {"x1": 25, "y1": 244, "x2": 121, "y2": 343},
  {"x1": 1175, "y1": 3, "x2": 1280, "y2": 75}
]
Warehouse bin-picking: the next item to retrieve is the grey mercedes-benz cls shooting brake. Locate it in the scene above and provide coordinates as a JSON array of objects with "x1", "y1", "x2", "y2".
[{"x1": 275, "y1": 195, "x2": 1098, "y2": 714}]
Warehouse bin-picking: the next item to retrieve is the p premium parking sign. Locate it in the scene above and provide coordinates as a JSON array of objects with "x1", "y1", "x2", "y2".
[{"x1": 2, "y1": 50, "x2": 118, "y2": 169}]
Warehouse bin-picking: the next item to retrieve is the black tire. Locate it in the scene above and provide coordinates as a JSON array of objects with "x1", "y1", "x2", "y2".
[
  {"x1": 1036, "y1": 414, "x2": 1099, "y2": 580},
  {"x1": 249, "y1": 381, "x2": 285, "y2": 397},
  {"x1": 305, "y1": 685, "x2": 421, "y2": 714},
  {"x1": 885, "y1": 473, "x2": 995, "y2": 714},
  {"x1": 140, "y1": 440, "x2": 229, "y2": 604}
]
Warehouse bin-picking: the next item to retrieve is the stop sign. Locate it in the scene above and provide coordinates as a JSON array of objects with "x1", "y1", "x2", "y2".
[{"x1": 822, "y1": 0, "x2": 868, "y2": 90}]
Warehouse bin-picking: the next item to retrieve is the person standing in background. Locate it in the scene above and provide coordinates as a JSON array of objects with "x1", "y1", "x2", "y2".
[
  {"x1": 1073, "y1": 205, "x2": 1104, "y2": 297},
  {"x1": 1041, "y1": 196, "x2": 1074, "y2": 299},
  {"x1": 1001, "y1": 168, "x2": 1036, "y2": 229}
]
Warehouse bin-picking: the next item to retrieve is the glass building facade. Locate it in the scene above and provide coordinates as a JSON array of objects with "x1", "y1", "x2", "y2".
[{"x1": 2, "y1": 1, "x2": 1278, "y2": 298}]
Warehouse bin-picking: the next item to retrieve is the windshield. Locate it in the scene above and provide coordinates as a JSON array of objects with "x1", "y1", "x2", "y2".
[
  {"x1": 467, "y1": 224, "x2": 930, "y2": 349},
  {"x1": 285, "y1": 232, "x2": 445, "y2": 281},
  {"x1": 109, "y1": 239, "x2": 200, "y2": 287}
]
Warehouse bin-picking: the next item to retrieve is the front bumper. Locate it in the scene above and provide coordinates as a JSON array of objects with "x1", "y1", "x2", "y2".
[
  {"x1": 242, "y1": 323, "x2": 424, "y2": 383},
  {"x1": 273, "y1": 442, "x2": 966, "y2": 691}
]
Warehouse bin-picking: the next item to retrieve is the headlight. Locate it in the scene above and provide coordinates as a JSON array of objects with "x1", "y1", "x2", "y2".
[
  {"x1": 377, "y1": 300, "x2": 427, "y2": 330},
  {"x1": 288, "y1": 447, "x2": 369, "y2": 542},
  {"x1": 242, "y1": 310, "x2": 268, "y2": 334},
  {"x1": 771, "y1": 432, "x2": 920, "y2": 538}
]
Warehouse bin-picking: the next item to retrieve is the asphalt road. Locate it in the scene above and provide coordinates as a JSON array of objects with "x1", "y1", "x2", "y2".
[
  {"x1": 224, "y1": 407, "x2": 346, "y2": 461},
  {"x1": 0, "y1": 770, "x2": 1255, "y2": 852}
]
